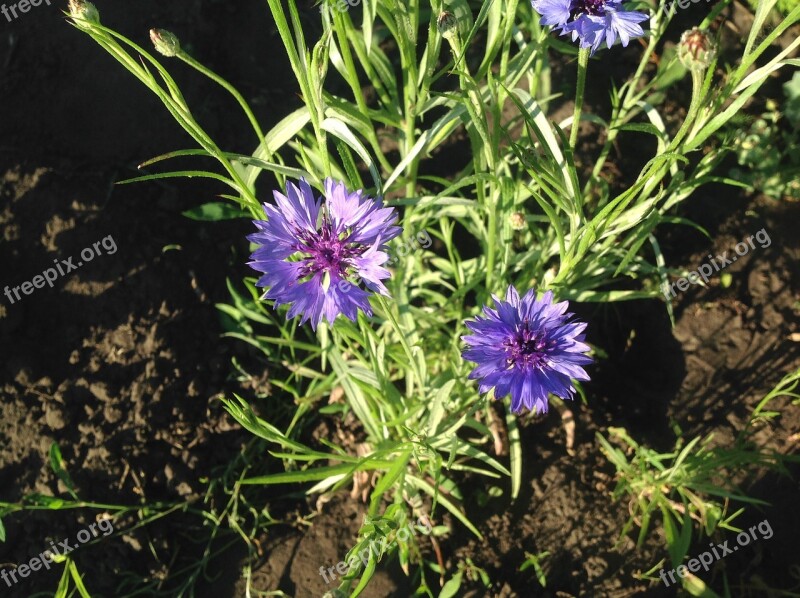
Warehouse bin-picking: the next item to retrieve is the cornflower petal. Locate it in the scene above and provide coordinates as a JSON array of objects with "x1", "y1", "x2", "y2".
[
  {"x1": 461, "y1": 286, "x2": 593, "y2": 414},
  {"x1": 249, "y1": 178, "x2": 400, "y2": 329},
  {"x1": 532, "y1": 0, "x2": 648, "y2": 53}
]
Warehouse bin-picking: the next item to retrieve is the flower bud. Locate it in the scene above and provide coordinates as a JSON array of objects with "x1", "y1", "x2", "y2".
[
  {"x1": 68, "y1": 0, "x2": 99, "y2": 23},
  {"x1": 678, "y1": 27, "x2": 716, "y2": 71},
  {"x1": 150, "y1": 29, "x2": 181, "y2": 58},
  {"x1": 437, "y1": 11, "x2": 458, "y2": 40},
  {"x1": 510, "y1": 212, "x2": 526, "y2": 231}
]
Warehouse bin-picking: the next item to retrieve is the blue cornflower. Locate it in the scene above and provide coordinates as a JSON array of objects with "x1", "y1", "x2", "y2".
[
  {"x1": 462, "y1": 287, "x2": 592, "y2": 414},
  {"x1": 248, "y1": 178, "x2": 401, "y2": 330},
  {"x1": 531, "y1": 0, "x2": 649, "y2": 54}
]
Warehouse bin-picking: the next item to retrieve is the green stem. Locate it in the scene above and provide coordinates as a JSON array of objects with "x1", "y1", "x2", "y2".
[
  {"x1": 329, "y1": 13, "x2": 393, "y2": 175},
  {"x1": 486, "y1": 191, "x2": 497, "y2": 291},
  {"x1": 569, "y1": 48, "x2": 590, "y2": 151},
  {"x1": 376, "y1": 296, "x2": 424, "y2": 394},
  {"x1": 404, "y1": 102, "x2": 418, "y2": 198},
  {"x1": 637, "y1": 68, "x2": 706, "y2": 201},
  {"x1": 444, "y1": 31, "x2": 494, "y2": 170},
  {"x1": 74, "y1": 25, "x2": 261, "y2": 211},
  {"x1": 668, "y1": 68, "x2": 705, "y2": 151},
  {"x1": 588, "y1": 33, "x2": 657, "y2": 185},
  {"x1": 178, "y1": 52, "x2": 266, "y2": 148}
]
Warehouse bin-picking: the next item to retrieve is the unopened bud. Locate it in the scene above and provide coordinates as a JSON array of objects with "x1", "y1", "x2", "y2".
[
  {"x1": 678, "y1": 27, "x2": 716, "y2": 71},
  {"x1": 510, "y1": 212, "x2": 526, "y2": 231},
  {"x1": 68, "y1": 0, "x2": 99, "y2": 23},
  {"x1": 437, "y1": 12, "x2": 458, "y2": 40},
  {"x1": 150, "y1": 29, "x2": 181, "y2": 58}
]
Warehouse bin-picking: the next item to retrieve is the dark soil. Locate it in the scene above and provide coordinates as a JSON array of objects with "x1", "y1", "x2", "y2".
[{"x1": 1, "y1": 2, "x2": 798, "y2": 598}]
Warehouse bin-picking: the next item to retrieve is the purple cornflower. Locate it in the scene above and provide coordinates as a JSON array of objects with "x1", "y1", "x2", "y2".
[
  {"x1": 462, "y1": 287, "x2": 592, "y2": 414},
  {"x1": 248, "y1": 178, "x2": 401, "y2": 330},
  {"x1": 531, "y1": 0, "x2": 649, "y2": 54}
]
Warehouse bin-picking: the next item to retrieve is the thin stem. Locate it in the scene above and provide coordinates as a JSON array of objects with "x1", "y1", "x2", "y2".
[
  {"x1": 376, "y1": 295, "x2": 425, "y2": 394},
  {"x1": 443, "y1": 30, "x2": 494, "y2": 170},
  {"x1": 636, "y1": 68, "x2": 706, "y2": 201},
  {"x1": 72, "y1": 24, "x2": 261, "y2": 211},
  {"x1": 588, "y1": 33, "x2": 658, "y2": 186},
  {"x1": 178, "y1": 52, "x2": 266, "y2": 148},
  {"x1": 399, "y1": 2, "x2": 420, "y2": 200},
  {"x1": 486, "y1": 189, "x2": 497, "y2": 291},
  {"x1": 668, "y1": 68, "x2": 705, "y2": 151},
  {"x1": 328, "y1": 13, "x2": 393, "y2": 174},
  {"x1": 569, "y1": 48, "x2": 590, "y2": 151},
  {"x1": 266, "y1": 0, "x2": 329, "y2": 177}
]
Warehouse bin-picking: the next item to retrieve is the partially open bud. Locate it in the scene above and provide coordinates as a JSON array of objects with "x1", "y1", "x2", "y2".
[
  {"x1": 678, "y1": 27, "x2": 716, "y2": 71},
  {"x1": 437, "y1": 11, "x2": 458, "y2": 40},
  {"x1": 150, "y1": 29, "x2": 181, "y2": 58},
  {"x1": 68, "y1": 0, "x2": 99, "y2": 23}
]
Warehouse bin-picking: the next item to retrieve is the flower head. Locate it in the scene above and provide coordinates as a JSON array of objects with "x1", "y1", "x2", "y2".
[
  {"x1": 462, "y1": 287, "x2": 592, "y2": 414},
  {"x1": 531, "y1": 0, "x2": 648, "y2": 54},
  {"x1": 68, "y1": 0, "x2": 99, "y2": 23},
  {"x1": 509, "y1": 212, "x2": 527, "y2": 231},
  {"x1": 437, "y1": 11, "x2": 459, "y2": 39},
  {"x1": 678, "y1": 27, "x2": 716, "y2": 71},
  {"x1": 150, "y1": 29, "x2": 181, "y2": 57},
  {"x1": 248, "y1": 178, "x2": 401, "y2": 330}
]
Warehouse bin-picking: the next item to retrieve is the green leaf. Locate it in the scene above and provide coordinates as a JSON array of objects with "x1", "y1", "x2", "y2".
[
  {"x1": 321, "y1": 117, "x2": 383, "y2": 194},
  {"x1": 328, "y1": 349, "x2": 383, "y2": 440},
  {"x1": 246, "y1": 106, "x2": 311, "y2": 188},
  {"x1": 427, "y1": 379, "x2": 456, "y2": 435},
  {"x1": 350, "y1": 551, "x2": 379, "y2": 596},
  {"x1": 55, "y1": 562, "x2": 71, "y2": 598},
  {"x1": 406, "y1": 474, "x2": 483, "y2": 539},
  {"x1": 785, "y1": 74, "x2": 800, "y2": 131},
  {"x1": 384, "y1": 103, "x2": 466, "y2": 190},
  {"x1": 612, "y1": 122, "x2": 664, "y2": 137},
  {"x1": 547, "y1": 36, "x2": 580, "y2": 56},
  {"x1": 221, "y1": 395, "x2": 312, "y2": 453},
  {"x1": 439, "y1": 570, "x2": 464, "y2": 598},
  {"x1": 242, "y1": 459, "x2": 395, "y2": 485},
  {"x1": 683, "y1": 571, "x2": 722, "y2": 597},
  {"x1": 182, "y1": 202, "x2": 247, "y2": 221},
  {"x1": 745, "y1": 0, "x2": 778, "y2": 57},
  {"x1": 506, "y1": 87, "x2": 576, "y2": 202},
  {"x1": 369, "y1": 450, "x2": 411, "y2": 516},
  {"x1": 49, "y1": 443, "x2": 79, "y2": 500},
  {"x1": 662, "y1": 507, "x2": 692, "y2": 567},
  {"x1": 118, "y1": 170, "x2": 242, "y2": 193},
  {"x1": 68, "y1": 560, "x2": 92, "y2": 598},
  {"x1": 784, "y1": 70, "x2": 800, "y2": 100},
  {"x1": 506, "y1": 408, "x2": 521, "y2": 500}
]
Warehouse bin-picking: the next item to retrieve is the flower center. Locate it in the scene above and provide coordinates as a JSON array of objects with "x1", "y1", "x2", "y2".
[
  {"x1": 294, "y1": 218, "x2": 365, "y2": 281},
  {"x1": 505, "y1": 319, "x2": 552, "y2": 369},
  {"x1": 570, "y1": 0, "x2": 607, "y2": 19}
]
